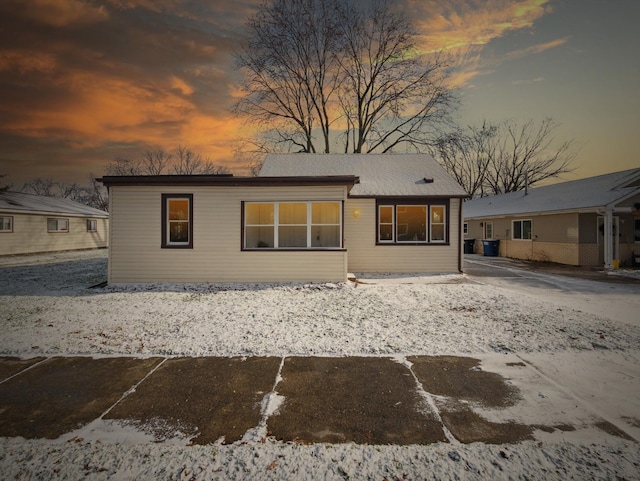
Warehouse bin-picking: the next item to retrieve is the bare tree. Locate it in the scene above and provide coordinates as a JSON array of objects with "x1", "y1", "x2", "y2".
[
  {"x1": 105, "y1": 146, "x2": 229, "y2": 176},
  {"x1": 0, "y1": 174, "x2": 12, "y2": 192},
  {"x1": 234, "y1": 0, "x2": 457, "y2": 155},
  {"x1": 432, "y1": 118, "x2": 577, "y2": 197},
  {"x1": 20, "y1": 175, "x2": 109, "y2": 211},
  {"x1": 337, "y1": 1, "x2": 456, "y2": 153},
  {"x1": 172, "y1": 146, "x2": 230, "y2": 175},
  {"x1": 430, "y1": 122, "x2": 496, "y2": 197}
]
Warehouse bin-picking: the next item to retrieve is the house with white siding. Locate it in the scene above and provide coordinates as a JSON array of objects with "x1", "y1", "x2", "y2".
[
  {"x1": 463, "y1": 168, "x2": 640, "y2": 268},
  {"x1": 99, "y1": 154, "x2": 468, "y2": 283},
  {"x1": 0, "y1": 191, "x2": 109, "y2": 256}
]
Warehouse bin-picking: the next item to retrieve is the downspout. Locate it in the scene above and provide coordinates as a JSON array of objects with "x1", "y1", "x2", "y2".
[
  {"x1": 458, "y1": 198, "x2": 463, "y2": 273},
  {"x1": 603, "y1": 207, "x2": 613, "y2": 269}
]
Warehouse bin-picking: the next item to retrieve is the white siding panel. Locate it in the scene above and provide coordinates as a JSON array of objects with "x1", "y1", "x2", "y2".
[
  {"x1": 0, "y1": 212, "x2": 108, "y2": 256},
  {"x1": 109, "y1": 185, "x2": 347, "y2": 283},
  {"x1": 344, "y1": 198, "x2": 460, "y2": 273}
]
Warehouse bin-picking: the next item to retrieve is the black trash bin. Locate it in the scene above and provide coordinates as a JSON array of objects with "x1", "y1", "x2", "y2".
[
  {"x1": 482, "y1": 239, "x2": 500, "y2": 257},
  {"x1": 464, "y1": 238, "x2": 475, "y2": 254}
]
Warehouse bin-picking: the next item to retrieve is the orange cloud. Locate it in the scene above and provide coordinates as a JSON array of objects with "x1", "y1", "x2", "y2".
[
  {"x1": 0, "y1": 0, "x2": 109, "y2": 27},
  {"x1": 415, "y1": 0, "x2": 552, "y2": 52}
]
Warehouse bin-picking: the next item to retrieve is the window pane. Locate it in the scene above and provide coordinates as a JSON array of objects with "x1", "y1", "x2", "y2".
[
  {"x1": 168, "y1": 199, "x2": 189, "y2": 220},
  {"x1": 397, "y1": 206, "x2": 426, "y2": 242},
  {"x1": 379, "y1": 206, "x2": 393, "y2": 224},
  {"x1": 432, "y1": 224, "x2": 445, "y2": 241},
  {"x1": 279, "y1": 203, "x2": 306, "y2": 224},
  {"x1": 246, "y1": 203, "x2": 274, "y2": 225},
  {"x1": 60, "y1": 219, "x2": 68, "y2": 231},
  {"x1": 431, "y1": 206, "x2": 444, "y2": 224},
  {"x1": 279, "y1": 226, "x2": 307, "y2": 247},
  {"x1": 514, "y1": 221, "x2": 522, "y2": 239},
  {"x1": 311, "y1": 226, "x2": 340, "y2": 247},
  {"x1": 379, "y1": 224, "x2": 393, "y2": 241},
  {"x1": 169, "y1": 222, "x2": 189, "y2": 242},
  {"x1": 48, "y1": 219, "x2": 57, "y2": 231},
  {"x1": 312, "y1": 202, "x2": 339, "y2": 224},
  {"x1": 246, "y1": 226, "x2": 274, "y2": 248},
  {"x1": 523, "y1": 220, "x2": 532, "y2": 239}
]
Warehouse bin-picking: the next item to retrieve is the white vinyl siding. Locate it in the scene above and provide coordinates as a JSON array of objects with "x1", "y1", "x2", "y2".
[
  {"x1": 108, "y1": 185, "x2": 348, "y2": 283},
  {"x1": 345, "y1": 198, "x2": 461, "y2": 273},
  {"x1": 0, "y1": 213, "x2": 108, "y2": 255}
]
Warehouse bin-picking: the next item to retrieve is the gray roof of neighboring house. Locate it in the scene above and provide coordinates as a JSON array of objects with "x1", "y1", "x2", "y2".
[
  {"x1": 259, "y1": 154, "x2": 468, "y2": 197},
  {"x1": 464, "y1": 168, "x2": 640, "y2": 219},
  {"x1": 0, "y1": 191, "x2": 108, "y2": 218}
]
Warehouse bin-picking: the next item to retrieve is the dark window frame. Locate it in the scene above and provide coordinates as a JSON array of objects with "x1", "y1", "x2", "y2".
[
  {"x1": 161, "y1": 193, "x2": 193, "y2": 249},
  {"x1": 375, "y1": 198, "x2": 450, "y2": 246},
  {"x1": 47, "y1": 217, "x2": 69, "y2": 233},
  {"x1": 86, "y1": 219, "x2": 97, "y2": 232},
  {"x1": 0, "y1": 215, "x2": 13, "y2": 233}
]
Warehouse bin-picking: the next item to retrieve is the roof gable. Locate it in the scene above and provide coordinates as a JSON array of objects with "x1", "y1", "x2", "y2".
[
  {"x1": 259, "y1": 154, "x2": 468, "y2": 198},
  {"x1": 464, "y1": 168, "x2": 640, "y2": 218},
  {"x1": 0, "y1": 191, "x2": 108, "y2": 217}
]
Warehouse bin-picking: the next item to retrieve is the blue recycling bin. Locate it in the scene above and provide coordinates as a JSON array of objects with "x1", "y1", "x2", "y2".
[{"x1": 482, "y1": 239, "x2": 500, "y2": 257}]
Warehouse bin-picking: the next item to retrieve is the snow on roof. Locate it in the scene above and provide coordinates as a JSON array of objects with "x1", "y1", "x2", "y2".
[
  {"x1": 259, "y1": 153, "x2": 468, "y2": 197},
  {"x1": 464, "y1": 168, "x2": 640, "y2": 219},
  {"x1": 0, "y1": 191, "x2": 108, "y2": 217}
]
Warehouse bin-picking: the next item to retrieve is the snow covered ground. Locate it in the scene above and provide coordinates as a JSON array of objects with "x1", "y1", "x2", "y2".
[{"x1": 1, "y1": 249, "x2": 639, "y2": 480}]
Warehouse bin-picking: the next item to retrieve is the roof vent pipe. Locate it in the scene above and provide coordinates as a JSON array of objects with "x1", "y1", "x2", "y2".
[{"x1": 524, "y1": 171, "x2": 529, "y2": 196}]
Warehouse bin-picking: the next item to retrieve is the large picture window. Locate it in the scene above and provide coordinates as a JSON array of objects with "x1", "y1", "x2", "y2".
[
  {"x1": 244, "y1": 201, "x2": 342, "y2": 249},
  {"x1": 512, "y1": 219, "x2": 532, "y2": 240},
  {"x1": 162, "y1": 194, "x2": 193, "y2": 248},
  {"x1": 377, "y1": 202, "x2": 448, "y2": 244}
]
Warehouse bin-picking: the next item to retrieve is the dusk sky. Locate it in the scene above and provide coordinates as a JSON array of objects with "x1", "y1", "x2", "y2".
[{"x1": 1, "y1": 0, "x2": 639, "y2": 186}]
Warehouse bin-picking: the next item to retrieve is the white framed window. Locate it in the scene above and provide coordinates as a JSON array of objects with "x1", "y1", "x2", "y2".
[
  {"x1": 162, "y1": 194, "x2": 193, "y2": 248},
  {"x1": 87, "y1": 219, "x2": 97, "y2": 232},
  {"x1": 512, "y1": 219, "x2": 532, "y2": 240},
  {"x1": 244, "y1": 201, "x2": 342, "y2": 249},
  {"x1": 430, "y1": 205, "x2": 446, "y2": 242},
  {"x1": 0, "y1": 216, "x2": 13, "y2": 232},
  {"x1": 376, "y1": 202, "x2": 448, "y2": 245},
  {"x1": 378, "y1": 205, "x2": 394, "y2": 242},
  {"x1": 484, "y1": 221, "x2": 493, "y2": 240},
  {"x1": 47, "y1": 218, "x2": 69, "y2": 232}
]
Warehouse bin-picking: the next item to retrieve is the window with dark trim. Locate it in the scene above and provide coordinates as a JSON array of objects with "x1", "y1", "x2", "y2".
[
  {"x1": 47, "y1": 218, "x2": 69, "y2": 232},
  {"x1": 244, "y1": 201, "x2": 342, "y2": 249},
  {"x1": 87, "y1": 219, "x2": 97, "y2": 232},
  {"x1": 463, "y1": 222, "x2": 468, "y2": 235},
  {"x1": 162, "y1": 194, "x2": 193, "y2": 248},
  {"x1": 376, "y1": 200, "x2": 449, "y2": 244},
  {"x1": 0, "y1": 216, "x2": 13, "y2": 233},
  {"x1": 512, "y1": 219, "x2": 532, "y2": 240}
]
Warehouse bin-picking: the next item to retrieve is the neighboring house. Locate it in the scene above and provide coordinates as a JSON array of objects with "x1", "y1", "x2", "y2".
[
  {"x1": 99, "y1": 154, "x2": 467, "y2": 283},
  {"x1": 0, "y1": 191, "x2": 109, "y2": 256},
  {"x1": 463, "y1": 168, "x2": 640, "y2": 268}
]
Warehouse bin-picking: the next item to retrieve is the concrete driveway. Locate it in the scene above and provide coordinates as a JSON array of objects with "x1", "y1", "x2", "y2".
[{"x1": 0, "y1": 355, "x2": 635, "y2": 446}]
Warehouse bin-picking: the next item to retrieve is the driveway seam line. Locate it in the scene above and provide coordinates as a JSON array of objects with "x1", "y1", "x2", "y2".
[
  {"x1": 0, "y1": 356, "x2": 52, "y2": 386},
  {"x1": 394, "y1": 356, "x2": 459, "y2": 445}
]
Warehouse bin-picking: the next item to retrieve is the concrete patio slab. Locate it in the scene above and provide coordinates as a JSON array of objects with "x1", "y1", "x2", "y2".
[
  {"x1": 104, "y1": 356, "x2": 281, "y2": 444},
  {"x1": 268, "y1": 357, "x2": 447, "y2": 445},
  {"x1": 0, "y1": 356, "x2": 45, "y2": 382},
  {"x1": 0, "y1": 357, "x2": 162, "y2": 439}
]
